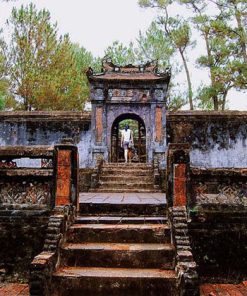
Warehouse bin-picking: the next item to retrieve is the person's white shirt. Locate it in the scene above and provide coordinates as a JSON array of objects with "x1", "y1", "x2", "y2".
[{"x1": 122, "y1": 129, "x2": 131, "y2": 142}]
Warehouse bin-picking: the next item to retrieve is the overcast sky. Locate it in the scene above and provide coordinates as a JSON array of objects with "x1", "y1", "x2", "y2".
[{"x1": 0, "y1": 0, "x2": 246, "y2": 110}]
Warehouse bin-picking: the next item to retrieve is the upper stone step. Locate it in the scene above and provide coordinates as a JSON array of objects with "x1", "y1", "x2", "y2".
[
  {"x1": 74, "y1": 216, "x2": 168, "y2": 225},
  {"x1": 103, "y1": 163, "x2": 152, "y2": 168},
  {"x1": 79, "y1": 202, "x2": 166, "y2": 216},
  {"x1": 66, "y1": 223, "x2": 171, "y2": 244},
  {"x1": 60, "y1": 242, "x2": 175, "y2": 269},
  {"x1": 101, "y1": 168, "x2": 153, "y2": 176},
  {"x1": 79, "y1": 193, "x2": 166, "y2": 216},
  {"x1": 52, "y1": 267, "x2": 177, "y2": 296},
  {"x1": 100, "y1": 175, "x2": 153, "y2": 182},
  {"x1": 98, "y1": 180, "x2": 154, "y2": 189},
  {"x1": 91, "y1": 188, "x2": 162, "y2": 193}
]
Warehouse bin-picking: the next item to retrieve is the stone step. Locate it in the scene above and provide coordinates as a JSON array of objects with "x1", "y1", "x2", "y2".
[
  {"x1": 74, "y1": 216, "x2": 168, "y2": 224},
  {"x1": 60, "y1": 243, "x2": 175, "y2": 269},
  {"x1": 101, "y1": 168, "x2": 153, "y2": 175},
  {"x1": 52, "y1": 267, "x2": 177, "y2": 296},
  {"x1": 90, "y1": 189, "x2": 162, "y2": 194},
  {"x1": 79, "y1": 202, "x2": 166, "y2": 216},
  {"x1": 66, "y1": 223, "x2": 171, "y2": 244},
  {"x1": 100, "y1": 175, "x2": 153, "y2": 182},
  {"x1": 98, "y1": 181, "x2": 154, "y2": 189},
  {"x1": 103, "y1": 163, "x2": 152, "y2": 168}
]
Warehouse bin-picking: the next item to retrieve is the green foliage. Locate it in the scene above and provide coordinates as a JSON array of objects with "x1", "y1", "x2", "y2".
[
  {"x1": 2, "y1": 3, "x2": 91, "y2": 110},
  {"x1": 104, "y1": 41, "x2": 136, "y2": 66},
  {"x1": 138, "y1": 0, "x2": 172, "y2": 9},
  {"x1": 136, "y1": 21, "x2": 174, "y2": 70},
  {"x1": 177, "y1": 0, "x2": 247, "y2": 110}
]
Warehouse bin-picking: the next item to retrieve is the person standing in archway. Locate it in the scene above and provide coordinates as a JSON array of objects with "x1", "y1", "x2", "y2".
[{"x1": 121, "y1": 124, "x2": 134, "y2": 163}]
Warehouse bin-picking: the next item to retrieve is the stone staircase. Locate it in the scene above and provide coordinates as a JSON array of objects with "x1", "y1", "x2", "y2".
[
  {"x1": 51, "y1": 198, "x2": 177, "y2": 295},
  {"x1": 91, "y1": 163, "x2": 161, "y2": 193}
]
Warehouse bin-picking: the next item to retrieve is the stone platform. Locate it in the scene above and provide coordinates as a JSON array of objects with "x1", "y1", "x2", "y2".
[{"x1": 79, "y1": 192, "x2": 166, "y2": 204}]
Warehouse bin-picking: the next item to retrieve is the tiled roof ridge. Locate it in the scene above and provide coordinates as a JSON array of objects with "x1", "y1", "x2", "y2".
[{"x1": 86, "y1": 57, "x2": 171, "y2": 79}]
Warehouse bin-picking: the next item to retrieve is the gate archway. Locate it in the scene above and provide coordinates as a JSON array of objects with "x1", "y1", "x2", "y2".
[{"x1": 111, "y1": 113, "x2": 146, "y2": 163}]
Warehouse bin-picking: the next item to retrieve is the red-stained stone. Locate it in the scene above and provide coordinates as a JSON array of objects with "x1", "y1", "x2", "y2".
[
  {"x1": 173, "y1": 164, "x2": 186, "y2": 206},
  {"x1": 96, "y1": 107, "x2": 103, "y2": 143},
  {"x1": 56, "y1": 149, "x2": 72, "y2": 206},
  {"x1": 57, "y1": 150, "x2": 71, "y2": 167},
  {"x1": 155, "y1": 107, "x2": 162, "y2": 142}
]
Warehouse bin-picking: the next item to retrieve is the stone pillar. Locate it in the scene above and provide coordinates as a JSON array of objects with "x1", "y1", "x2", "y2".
[
  {"x1": 166, "y1": 143, "x2": 190, "y2": 207},
  {"x1": 173, "y1": 163, "x2": 187, "y2": 206},
  {"x1": 54, "y1": 140, "x2": 79, "y2": 209},
  {"x1": 153, "y1": 103, "x2": 167, "y2": 168}
]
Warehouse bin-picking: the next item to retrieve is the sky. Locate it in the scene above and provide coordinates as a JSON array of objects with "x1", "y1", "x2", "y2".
[{"x1": 0, "y1": 0, "x2": 246, "y2": 110}]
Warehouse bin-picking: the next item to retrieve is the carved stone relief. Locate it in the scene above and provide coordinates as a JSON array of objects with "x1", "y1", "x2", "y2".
[{"x1": 0, "y1": 181, "x2": 52, "y2": 205}]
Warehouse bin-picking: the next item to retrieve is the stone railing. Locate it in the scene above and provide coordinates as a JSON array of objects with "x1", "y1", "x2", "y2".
[
  {"x1": 166, "y1": 143, "x2": 199, "y2": 295},
  {"x1": 0, "y1": 141, "x2": 79, "y2": 210},
  {"x1": 0, "y1": 146, "x2": 55, "y2": 210},
  {"x1": 27, "y1": 140, "x2": 79, "y2": 296},
  {"x1": 30, "y1": 205, "x2": 75, "y2": 296},
  {"x1": 0, "y1": 142, "x2": 79, "y2": 286},
  {"x1": 190, "y1": 167, "x2": 247, "y2": 208}
]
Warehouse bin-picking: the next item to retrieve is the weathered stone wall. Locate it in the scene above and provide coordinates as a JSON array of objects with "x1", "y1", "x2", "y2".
[
  {"x1": 0, "y1": 112, "x2": 91, "y2": 168},
  {"x1": 189, "y1": 208, "x2": 247, "y2": 283},
  {"x1": 1, "y1": 111, "x2": 247, "y2": 168},
  {"x1": 187, "y1": 167, "x2": 247, "y2": 283},
  {"x1": 167, "y1": 111, "x2": 247, "y2": 168},
  {"x1": 0, "y1": 209, "x2": 49, "y2": 282}
]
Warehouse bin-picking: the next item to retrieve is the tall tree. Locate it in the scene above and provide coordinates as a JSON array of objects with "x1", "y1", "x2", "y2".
[
  {"x1": 2, "y1": 3, "x2": 88, "y2": 110},
  {"x1": 136, "y1": 22, "x2": 187, "y2": 110},
  {"x1": 139, "y1": 0, "x2": 195, "y2": 110},
  {"x1": 180, "y1": 0, "x2": 246, "y2": 110},
  {"x1": 213, "y1": 0, "x2": 247, "y2": 63}
]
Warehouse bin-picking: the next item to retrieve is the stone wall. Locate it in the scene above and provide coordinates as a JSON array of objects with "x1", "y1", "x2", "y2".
[
  {"x1": 1, "y1": 111, "x2": 247, "y2": 168},
  {"x1": 167, "y1": 111, "x2": 247, "y2": 168},
  {"x1": 0, "y1": 112, "x2": 91, "y2": 168},
  {"x1": 0, "y1": 209, "x2": 49, "y2": 282},
  {"x1": 187, "y1": 167, "x2": 247, "y2": 283},
  {"x1": 189, "y1": 208, "x2": 247, "y2": 283}
]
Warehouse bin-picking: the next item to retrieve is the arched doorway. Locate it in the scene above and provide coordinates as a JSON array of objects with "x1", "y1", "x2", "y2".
[{"x1": 111, "y1": 114, "x2": 146, "y2": 163}]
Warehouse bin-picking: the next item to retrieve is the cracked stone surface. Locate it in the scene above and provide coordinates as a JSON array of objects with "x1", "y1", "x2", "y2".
[{"x1": 79, "y1": 192, "x2": 166, "y2": 204}]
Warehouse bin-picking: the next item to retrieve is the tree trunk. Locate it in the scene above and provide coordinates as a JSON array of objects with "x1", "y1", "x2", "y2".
[
  {"x1": 179, "y1": 48, "x2": 193, "y2": 110},
  {"x1": 204, "y1": 32, "x2": 219, "y2": 110}
]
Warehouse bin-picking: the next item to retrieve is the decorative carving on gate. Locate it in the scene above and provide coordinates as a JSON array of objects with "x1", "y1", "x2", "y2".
[
  {"x1": 0, "y1": 160, "x2": 17, "y2": 168},
  {"x1": 41, "y1": 159, "x2": 53, "y2": 168},
  {"x1": 194, "y1": 182, "x2": 247, "y2": 205},
  {"x1": 0, "y1": 181, "x2": 51, "y2": 205}
]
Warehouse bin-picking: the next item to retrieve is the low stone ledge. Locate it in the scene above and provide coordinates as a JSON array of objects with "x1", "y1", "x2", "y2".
[{"x1": 0, "y1": 169, "x2": 54, "y2": 177}]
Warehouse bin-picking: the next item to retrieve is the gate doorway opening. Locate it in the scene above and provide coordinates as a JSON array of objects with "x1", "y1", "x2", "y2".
[{"x1": 111, "y1": 114, "x2": 146, "y2": 163}]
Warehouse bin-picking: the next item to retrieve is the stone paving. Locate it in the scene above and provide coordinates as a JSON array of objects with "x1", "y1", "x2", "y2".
[
  {"x1": 3, "y1": 282, "x2": 247, "y2": 295},
  {"x1": 79, "y1": 192, "x2": 166, "y2": 204},
  {"x1": 200, "y1": 282, "x2": 247, "y2": 295},
  {"x1": 0, "y1": 283, "x2": 29, "y2": 296}
]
